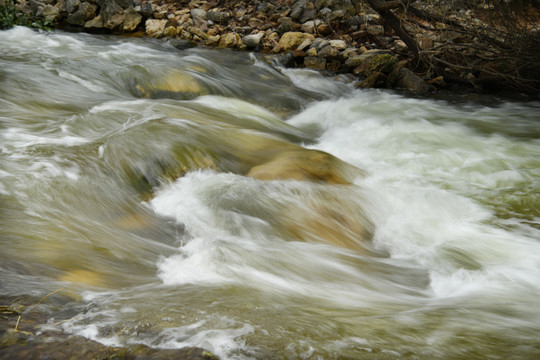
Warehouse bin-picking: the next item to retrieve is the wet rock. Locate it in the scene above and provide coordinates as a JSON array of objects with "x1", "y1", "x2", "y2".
[
  {"x1": 170, "y1": 38, "x2": 198, "y2": 50},
  {"x1": 145, "y1": 19, "x2": 167, "y2": 37},
  {"x1": 122, "y1": 6, "x2": 142, "y2": 32},
  {"x1": 276, "y1": 52, "x2": 295, "y2": 68},
  {"x1": 304, "y1": 56, "x2": 326, "y2": 69},
  {"x1": 279, "y1": 31, "x2": 315, "y2": 51},
  {"x1": 357, "y1": 71, "x2": 386, "y2": 88},
  {"x1": 0, "y1": 332, "x2": 219, "y2": 360},
  {"x1": 135, "y1": 70, "x2": 208, "y2": 99},
  {"x1": 247, "y1": 149, "x2": 361, "y2": 184},
  {"x1": 1, "y1": 329, "x2": 30, "y2": 348}
]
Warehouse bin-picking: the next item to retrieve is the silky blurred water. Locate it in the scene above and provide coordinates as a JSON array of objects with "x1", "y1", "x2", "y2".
[{"x1": 1, "y1": 27, "x2": 540, "y2": 359}]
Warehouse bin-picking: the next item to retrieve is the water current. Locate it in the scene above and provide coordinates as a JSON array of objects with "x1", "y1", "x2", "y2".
[{"x1": 1, "y1": 27, "x2": 540, "y2": 359}]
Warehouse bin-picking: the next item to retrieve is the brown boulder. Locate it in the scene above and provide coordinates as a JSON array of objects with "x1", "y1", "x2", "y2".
[
  {"x1": 279, "y1": 32, "x2": 315, "y2": 51},
  {"x1": 247, "y1": 149, "x2": 362, "y2": 185}
]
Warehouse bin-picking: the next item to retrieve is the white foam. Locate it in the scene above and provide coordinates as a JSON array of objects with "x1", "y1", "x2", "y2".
[{"x1": 3, "y1": 127, "x2": 89, "y2": 148}]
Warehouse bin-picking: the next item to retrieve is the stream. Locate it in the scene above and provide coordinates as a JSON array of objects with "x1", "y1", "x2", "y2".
[{"x1": 1, "y1": 26, "x2": 540, "y2": 359}]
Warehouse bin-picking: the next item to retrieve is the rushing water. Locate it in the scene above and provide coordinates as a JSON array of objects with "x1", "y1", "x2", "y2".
[{"x1": 1, "y1": 26, "x2": 540, "y2": 359}]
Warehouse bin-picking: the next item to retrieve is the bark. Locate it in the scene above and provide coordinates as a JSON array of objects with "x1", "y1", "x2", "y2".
[{"x1": 362, "y1": 0, "x2": 422, "y2": 63}]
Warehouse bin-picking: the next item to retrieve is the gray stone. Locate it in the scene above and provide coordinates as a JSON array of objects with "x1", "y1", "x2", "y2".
[
  {"x1": 63, "y1": 0, "x2": 80, "y2": 14},
  {"x1": 329, "y1": 39, "x2": 347, "y2": 50},
  {"x1": 67, "y1": 2, "x2": 97, "y2": 26},
  {"x1": 297, "y1": 37, "x2": 313, "y2": 51},
  {"x1": 242, "y1": 33, "x2": 264, "y2": 49},
  {"x1": 311, "y1": 37, "x2": 329, "y2": 51},
  {"x1": 207, "y1": 11, "x2": 230, "y2": 24},
  {"x1": 101, "y1": 1, "x2": 125, "y2": 30},
  {"x1": 299, "y1": 9, "x2": 316, "y2": 24},
  {"x1": 319, "y1": 7, "x2": 332, "y2": 16},
  {"x1": 318, "y1": 45, "x2": 339, "y2": 59},
  {"x1": 276, "y1": 18, "x2": 292, "y2": 35},
  {"x1": 290, "y1": 0, "x2": 306, "y2": 21},
  {"x1": 276, "y1": 53, "x2": 295, "y2": 68},
  {"x1": 301, "y1": 20, "x2": 315, "y2": 34},
  {"x1": 140, "y1": 2, "x2": 153, "y2": 17},
  {"x1": 190, "y1": 8, "x2": 206, "y2": 20}
]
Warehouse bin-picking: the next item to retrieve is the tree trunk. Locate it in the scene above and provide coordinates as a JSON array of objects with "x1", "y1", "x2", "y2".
[{"x1": 363, "y1": 0, "x2": 422, "y2": 63}]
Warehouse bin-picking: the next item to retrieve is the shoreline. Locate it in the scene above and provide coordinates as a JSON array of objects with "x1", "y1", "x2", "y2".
[{"x1": 4, "y1": 0, "x2": 468, "y2": 95}]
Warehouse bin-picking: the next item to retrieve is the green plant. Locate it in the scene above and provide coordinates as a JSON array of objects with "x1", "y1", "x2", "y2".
[{"x1": 0, "y1": 0, "x2": 54, "y2": 31}]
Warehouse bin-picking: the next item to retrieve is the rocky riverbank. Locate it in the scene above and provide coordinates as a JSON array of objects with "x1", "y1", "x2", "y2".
[
  {"x1": 0, "y1": 294, "x2": 219, "y2": 359},
  {"x1": 8, "y1": 0, "x2": 442, "y2": 93}
]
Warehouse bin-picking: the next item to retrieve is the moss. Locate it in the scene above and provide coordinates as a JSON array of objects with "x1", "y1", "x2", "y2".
[{"x1": 367, "y1": 54, "x2": 398, "y2": 75}]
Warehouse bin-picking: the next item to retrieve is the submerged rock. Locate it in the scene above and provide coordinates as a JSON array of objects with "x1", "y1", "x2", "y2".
[
  {"x1": 135, "y1": 70, "x2": 208, "y2": 99},
  {"x1": 247, "y1": 148, "x2": 362, "y2": 185}
]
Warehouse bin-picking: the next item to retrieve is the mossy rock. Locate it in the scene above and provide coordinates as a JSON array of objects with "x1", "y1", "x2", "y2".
[
  {"x1": 365, "y1": 54, "x2": 398, "y2": 76},
  {"x1": 134, "y1": 70, "x2": 209, "y2": 100}
]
